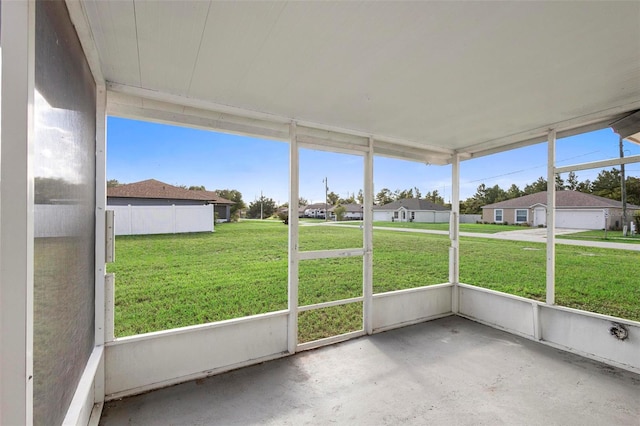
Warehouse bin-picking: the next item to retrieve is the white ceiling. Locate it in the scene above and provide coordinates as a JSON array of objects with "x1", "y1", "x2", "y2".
[{"x1": 79, "y1": 1, "x2": 640, "y2": 159}]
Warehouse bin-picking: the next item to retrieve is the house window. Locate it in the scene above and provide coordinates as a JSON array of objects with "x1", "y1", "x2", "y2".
[
  {"x1": 393, "y1": 211, "x2": 398, "y2": 219},
  {"x1": 516, "y1": 209, "x2": 528, "y2": 223},
  {"x1": 411, "y1": 212, "x2": 415, "y2": 220},
  {"x1": 494, "y1": 209, "x2": 503, "y2": 222}
]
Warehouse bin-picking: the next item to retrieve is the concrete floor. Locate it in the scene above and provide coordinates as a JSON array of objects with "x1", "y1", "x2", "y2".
[{"x1": 100, "y1": 316, "x2": 640, "y2": 425}]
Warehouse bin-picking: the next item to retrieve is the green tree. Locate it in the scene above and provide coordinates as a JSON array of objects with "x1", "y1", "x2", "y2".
[
  {"x1": 334, "y1": 205, "x2": 347, "y2": 221},
  {"x1": 356, "y1": 189, "x2": 364, "y2": 205},
  {"x1": 555, "y1": 174, "x2": 565, "y2": 190},
  {"x1": 625, "y1": 176, "x2": 640, "y2": 206},
  {"x1": 247, "y1": 195, "x2": 277, "y2": 219},
  {"x1": 506, "y1": 184, "x2": 522, "y2": 200},
  {"x1": 576, "y1": 179, "x2": 592, "y2": 193},
  {"x1": 459, "y1": 198, "x2": 479, "y2": 214},
  {"x1": 298, "y1": 197, "x2": 309, "y2": 207},
  {"x1": 484, "y1": 185, "x2": 507, "y2": 205},
  {"x1": 394, "y1": 188, "x2": 413, "y2": 200},
  {"x1": 188, "y1": 185, "x2": 206, "y2": 191},
  {"x1": 413, "y1": 187, "x2": 422, "y2": 199},
  {"x1": 215, "y1": 189, "x2": 245, "y2": 220},
  {"x1": 107, "y1": 179, "x2": 120, "y2": 188},
  {"x1": 425, "y1": 190, "x2": 444, "y2": 205},
  {"x1": 375, "y1": 188, "x2": 393, "y2": 205},
  {"x1": 565, "y1": 171, "x2": 579, "y2": 191},
  {"x1": 592, "y1": 168, "x2": 621, "y2": 200},
  {"x1": 327, "y1": 191, "x2": 340, "y2": 206},
  {"x1": 340, "y1": 193, "x2": 356, "y2": 204},
  {"x1": 459, "y1": 184, "x2": 489, "y2": 214},
  {"x1": 523, "y1": 177, "x2": 547, "y2": 195}
]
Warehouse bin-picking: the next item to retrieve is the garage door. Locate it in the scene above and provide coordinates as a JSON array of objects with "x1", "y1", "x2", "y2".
[{"x1": 556, "y1": 209, "x2": 605, "y2": 230}]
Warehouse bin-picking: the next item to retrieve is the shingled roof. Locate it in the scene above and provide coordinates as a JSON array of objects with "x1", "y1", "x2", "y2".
[
  {"x1": 329, "y1": 203, "x2": 363, "y2": 213},
  {"x1": 373, "y1": 198, "x2": 450, "y2": 211},
  {"x1": 482, "y1": 190, "x2": 639, "y2": 210},
  {"x1": 107, "y1": 179, "x2": 234, "y2": 204}
]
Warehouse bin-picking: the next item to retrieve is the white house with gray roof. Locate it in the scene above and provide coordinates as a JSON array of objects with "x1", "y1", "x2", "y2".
[{"x1": 373, "y1": 199, "x2": 450, "y2": 223}]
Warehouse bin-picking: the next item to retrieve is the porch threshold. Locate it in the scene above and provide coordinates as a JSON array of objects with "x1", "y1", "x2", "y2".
[{"x1": 99, "y1": 316, "x2": 639, "y2": 425}]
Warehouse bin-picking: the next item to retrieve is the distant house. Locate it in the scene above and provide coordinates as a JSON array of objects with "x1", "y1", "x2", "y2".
[
  {"x1": 481, "y1": 190, "x2": 640, "y2": 230},
  {"x1": 304, "y1": 202, "x2": 331, "y2": 219},
  {"x1": 107, "y1": 179, "x2": 235, "y2": 221},
  {"x1": 329, "y1": 203, "x2": 363, "y2": 220},
  {"x1": 278, "y1": 205, "x2": 306, "y2": 218},
  {"x1": 373, "y1": 199, "x2": 450, "y2": 223}
]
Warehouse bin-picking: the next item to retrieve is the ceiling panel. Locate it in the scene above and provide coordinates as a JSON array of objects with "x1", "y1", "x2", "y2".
[
  {"x1": 82, "y1": 0, "x2": 640, "y2": 155},
  {"x1": 83, "y1": 0, "x2": 140, "y2": 86},
  {"x1": 134, "y1": 1, "x2": 210, "y2": 94}
]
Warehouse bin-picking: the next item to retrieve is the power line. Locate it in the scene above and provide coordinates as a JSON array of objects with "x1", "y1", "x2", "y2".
[{"x1": 466, "y1": 151, "x2": 601, "y2": 184}]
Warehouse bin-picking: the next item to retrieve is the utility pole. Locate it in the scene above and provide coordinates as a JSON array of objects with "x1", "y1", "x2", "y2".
[
  {"x1": 620, "y1": 137, "x2": 627, "y2": 235},
  {"x1": 323, "y1": 177, "x2": 328, "y2": 221}
]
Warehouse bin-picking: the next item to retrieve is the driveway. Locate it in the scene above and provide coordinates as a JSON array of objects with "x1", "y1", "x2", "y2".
[
  {"x1": 492, "y1": 227, "x2": 584, "y2": 238},
  {"x1": 485, "y1": 227, "x2": 640, "y2": 251}
]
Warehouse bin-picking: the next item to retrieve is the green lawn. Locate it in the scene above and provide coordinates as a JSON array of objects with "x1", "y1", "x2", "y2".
[
  {"x1": 332, "y1": 221, "x2": 526, "y2": 234},
  {"x1": 108, "y1": 221, "x2": 640, "y2": 339},
  {"x1": 557, "y1": 229, "x2": 640, "y2": 245},
  {"x1": 460, "y1": 238, "x2": 640, "y2": 319}
]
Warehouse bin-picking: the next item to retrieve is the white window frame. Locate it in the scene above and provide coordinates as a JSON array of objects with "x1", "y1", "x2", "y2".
[
  {"x1": 494, "y1": 209, "x2": 503, "y2": 223},
  {"x1": 515, "y1": 209, "x2": 528, "y2": 223}
]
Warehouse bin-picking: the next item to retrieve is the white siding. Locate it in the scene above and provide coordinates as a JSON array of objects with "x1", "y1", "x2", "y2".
[
  {"x1": 434, "y1": 211, "x2": 451, "y2": 222},
  {"x1": 414, "y1": 211, "x2": 435, "y2": 222},
  {"x1": 373, "y1": 211, "x2": 392, "y2": 221}
]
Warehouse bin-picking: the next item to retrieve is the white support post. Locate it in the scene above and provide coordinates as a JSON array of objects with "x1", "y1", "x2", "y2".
[
  {"x1": 287, "y1": 122, "x2": 299, "y2": 354},
  {"x1": 0, "y1": 1, "x2": 35, "y2": 424},
  {"x1": 94, "y1": 85, "x2": 107, "y2": 403},
  {"x1": 363, "y1": 137, "x2": 374, "y2": 334},
  {"x1": 450, "y1": 154, "x2": 460, "y2": 313},
  {"x1": 546, "y1": 130, "x2": 556, "y2": 305}
]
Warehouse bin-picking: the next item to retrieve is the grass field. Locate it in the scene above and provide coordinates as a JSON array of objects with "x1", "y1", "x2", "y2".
[
  {"x1": 331, "y1": 221, "x2": 526, "y2": 233},
  {"x1": 108, "y1": 221, "x2": 640, "y2": 339},
  {"x1": 557, "y1": 229, "x2": 640, "y2": 244}
]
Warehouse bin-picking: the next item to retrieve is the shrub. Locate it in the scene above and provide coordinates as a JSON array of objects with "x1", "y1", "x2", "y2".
[
  {"x1": 334, "y1": 206, "x2": 347, "y2": 222},
  {"x1": 277, "y1": 211, "x2": 288, "y2": 224}
]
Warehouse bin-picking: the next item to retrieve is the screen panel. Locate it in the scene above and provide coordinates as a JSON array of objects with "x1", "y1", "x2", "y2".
[{"x1": 33, "y1": 1, "x2": 96, "y2": 424}]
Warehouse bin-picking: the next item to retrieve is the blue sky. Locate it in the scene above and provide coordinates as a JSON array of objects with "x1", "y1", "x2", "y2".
[{"x1": 107, "y1": 117, "x2": 640, "y2": 204}]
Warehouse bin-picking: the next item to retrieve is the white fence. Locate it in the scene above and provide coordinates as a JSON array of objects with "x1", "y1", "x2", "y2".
[
  {"x1": 460, "y1": 214, "x2": 481, "y2": 223},
  {"x1": 110, "y1": 205, "x2": 214, "y2": 236}
]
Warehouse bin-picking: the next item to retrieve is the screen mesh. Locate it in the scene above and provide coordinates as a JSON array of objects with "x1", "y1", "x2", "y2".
[{"x1": 33, "y1": 1, "x2": 96, "y2": 424}]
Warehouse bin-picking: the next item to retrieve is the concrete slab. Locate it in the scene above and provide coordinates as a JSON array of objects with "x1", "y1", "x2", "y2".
[{"x1": 99, "y1": 317, "x2": 640, "y2": 425}]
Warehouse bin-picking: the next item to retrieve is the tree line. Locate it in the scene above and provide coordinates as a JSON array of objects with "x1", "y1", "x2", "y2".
[
  {"x1": 460, "y1": 169, "x2": 640, "y2": 214},
  {"x1": 107, "y1": 166, "x2": 637, "y2": 219}
]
